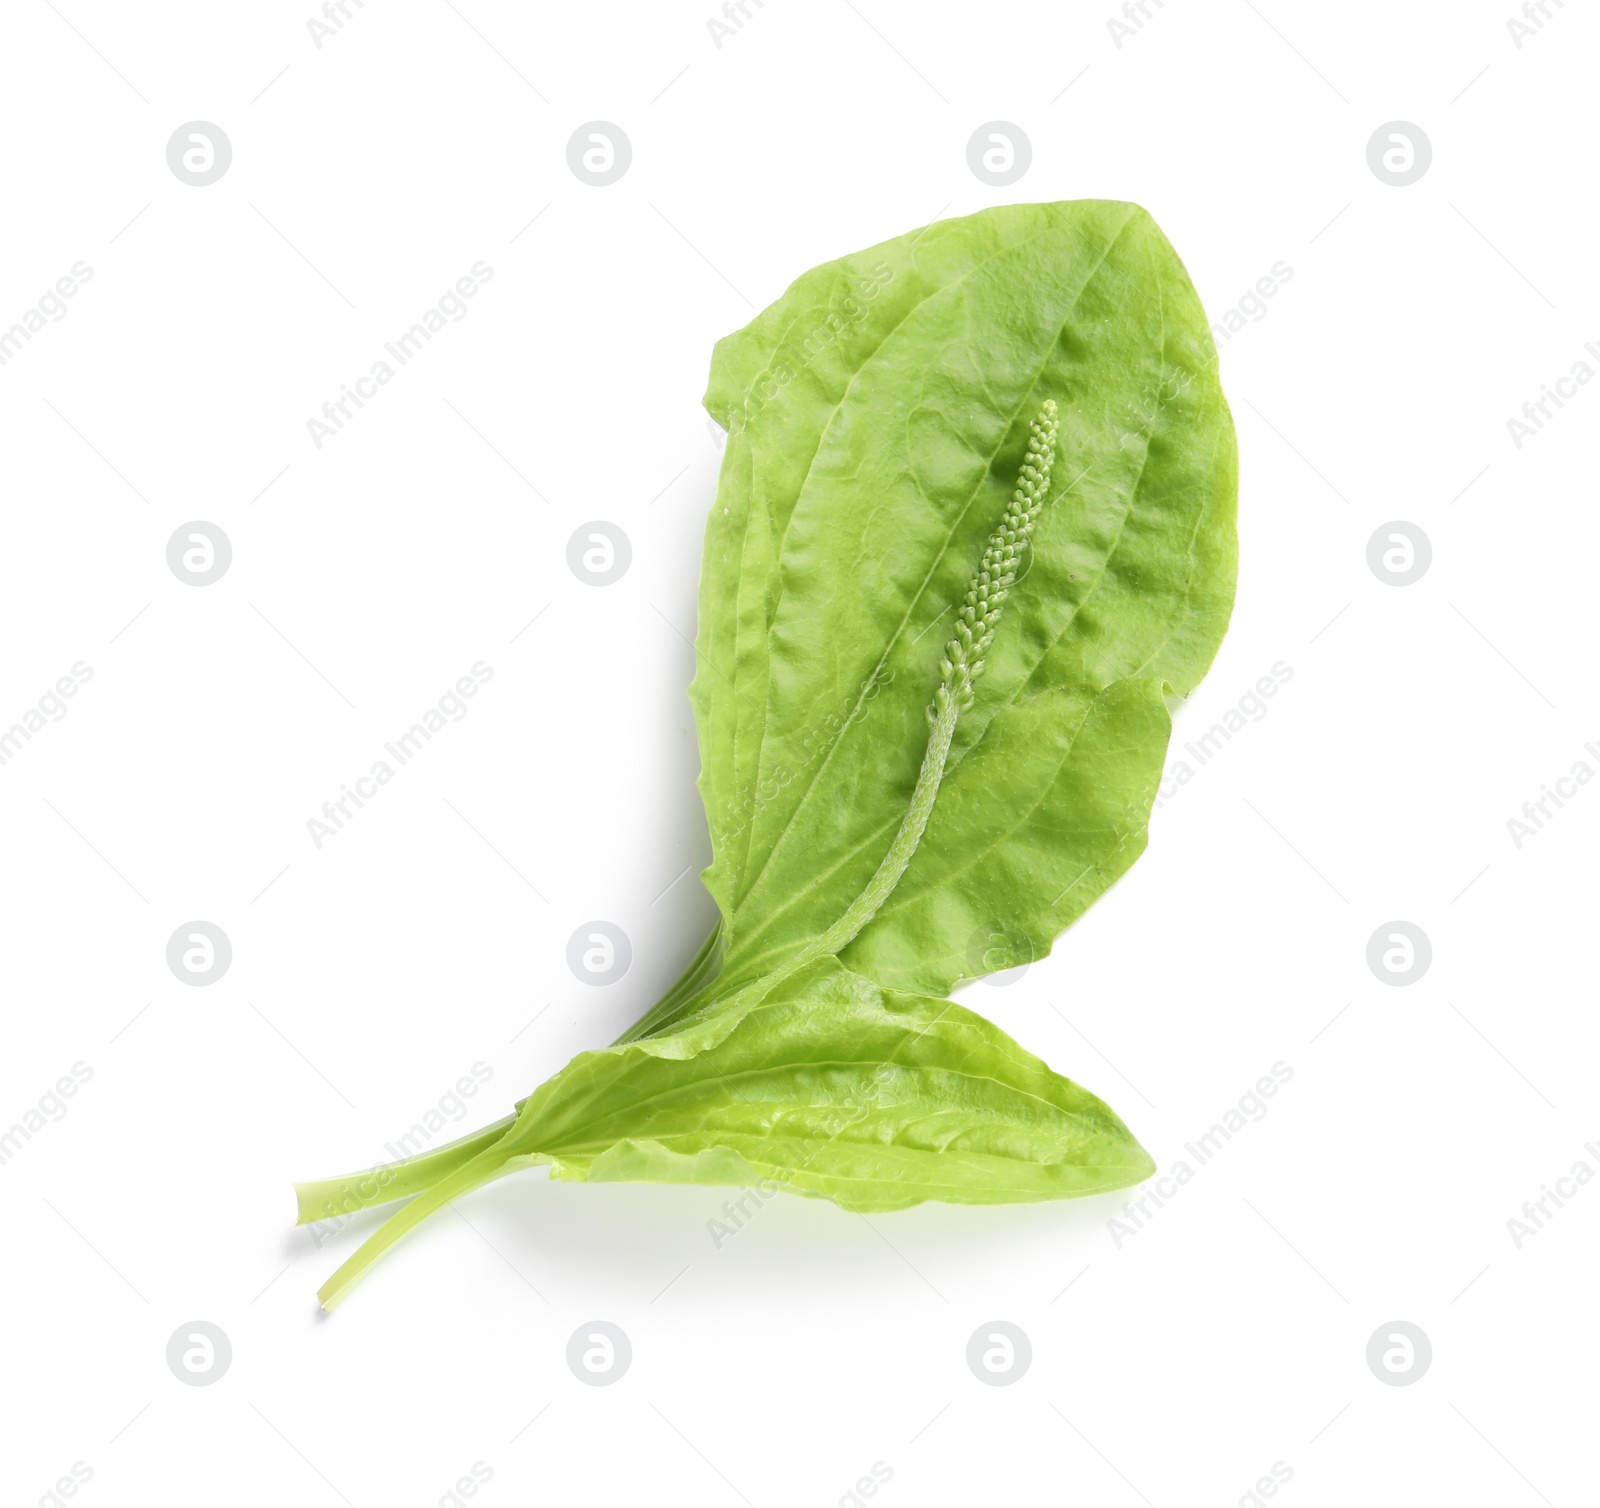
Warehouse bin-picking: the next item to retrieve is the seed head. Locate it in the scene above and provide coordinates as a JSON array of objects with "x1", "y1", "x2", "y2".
[{"x1": 929, "y1": 398, "x2": 1059, "y2": 722}]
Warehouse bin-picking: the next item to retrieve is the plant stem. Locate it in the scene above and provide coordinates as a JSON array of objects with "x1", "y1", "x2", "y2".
[
  {"x1": 294, "y1": 1113, "x2": 518, "y2": 1225},
  {"x1": 641, "y1": 697, "x2": 962, "y2": 1032},
  {"x1": 316, "y1": 1139, "x2": 524, "y2": 1310},
  {"x1": 612, "y1": 919, "x2": 725, "y2": 1045},
  {"x1": 773, "y1": 695, "x2": 961, "y2": 972}
]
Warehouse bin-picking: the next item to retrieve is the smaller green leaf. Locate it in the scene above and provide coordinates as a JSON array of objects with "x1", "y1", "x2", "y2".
[
  {"x1": 504, "y1": 957, "x2": 1153, "y2": 1212},
  {"x1": 308, "y1": 950, "x2": 1152, "y2": 1306}
]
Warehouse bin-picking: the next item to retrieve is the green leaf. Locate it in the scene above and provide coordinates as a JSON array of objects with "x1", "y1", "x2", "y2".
[
  {"x1": 307, "y1": 958, "x2": 1152, "y2": 1305},
  {"x1": 690, "y1": 200, "x2": 1236, "y2": 999},
  {"x1": 513, "y1": 957, "x2": 1154, "y2": 1211}
]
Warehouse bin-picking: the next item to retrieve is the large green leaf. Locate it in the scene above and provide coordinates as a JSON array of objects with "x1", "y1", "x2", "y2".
[{"x1": 691, "y1": 200, "x2": 1236, "y2": 997}]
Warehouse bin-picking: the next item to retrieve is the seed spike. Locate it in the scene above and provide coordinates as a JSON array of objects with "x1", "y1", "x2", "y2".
[{"x1": 931, "y1": 398, "x2": 1059, "y2": 715}]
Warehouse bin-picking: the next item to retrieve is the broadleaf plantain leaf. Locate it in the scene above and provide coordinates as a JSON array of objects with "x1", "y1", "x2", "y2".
[
  {"x1": 689, "y1": 200, "x2": 1235, "y2": 999},
  {"x1": 504, "y1": 957, "x2": 1154, "y2": 1211}
]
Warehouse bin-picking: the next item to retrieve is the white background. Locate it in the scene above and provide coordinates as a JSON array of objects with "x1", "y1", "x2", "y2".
[{"x1": 2, "y1": 2, "x2": 1596, "y2": 1504}]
